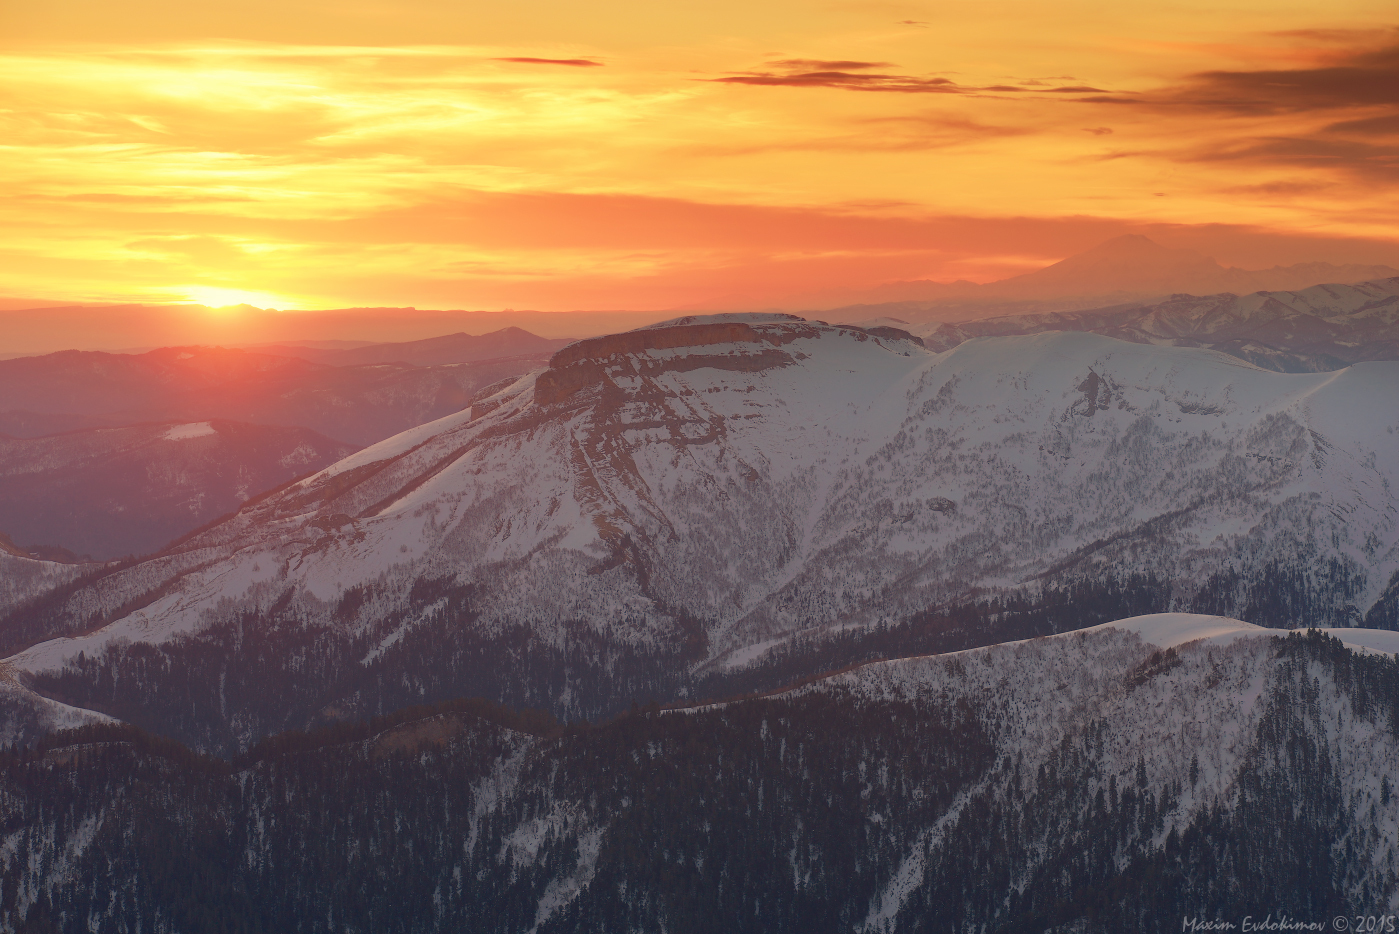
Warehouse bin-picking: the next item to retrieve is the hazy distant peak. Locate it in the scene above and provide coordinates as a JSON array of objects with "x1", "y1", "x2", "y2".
[
  {"x1": 991, "y1": 235, "x2": 1226, "y2": 293},
  {"x1": 246, "y1": 328, "x2": 574, "y2": 367},
  {"x1": 1066, "y1": 233, "x2": 1195, "y2": 257},
  {"x1": 1044, "y1": 234, "x2": 1219, "y2": 271},
  {"x1": 820, "y1": 236, "x2": 1399, "y2": 312}
]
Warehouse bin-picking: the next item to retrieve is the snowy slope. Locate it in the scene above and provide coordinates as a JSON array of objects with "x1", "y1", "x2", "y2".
[
  {"x1": 800, "y1": 621, "x2": 1399, "y2": 926},
  {"x1": 1091, "y1": 612, "x2": 1399, "y2": 655},
  {"x1": 4, "y1": 317, "x2": 1399, "y2": 732},
  {"x1": 0, "y1": 551, "x2": 85, "y2": 620},
  {"x1": 890, "y1": 612, "x2": 1399, "y2": 660}
]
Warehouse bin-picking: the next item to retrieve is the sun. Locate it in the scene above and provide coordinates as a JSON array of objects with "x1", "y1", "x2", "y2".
[{"x1": 177, "y1": 285, "x2": 299, "y2": 310}]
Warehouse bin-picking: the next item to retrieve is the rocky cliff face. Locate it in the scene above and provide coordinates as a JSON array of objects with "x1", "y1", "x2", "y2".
[{"x1": 534, "y1": 320, "x2": 789, "y2": 406}]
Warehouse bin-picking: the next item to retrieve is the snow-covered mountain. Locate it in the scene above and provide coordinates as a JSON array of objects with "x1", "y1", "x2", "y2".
[
  {"x1": 3, "y1": 617, "x2": 1396, "y2": 930},
  {"x1": 914, "y1": 277, "x2": 1399, "y2": 372},
  {"x1": 3, "y1": 315, "x2": 1398, "y2": 743}
]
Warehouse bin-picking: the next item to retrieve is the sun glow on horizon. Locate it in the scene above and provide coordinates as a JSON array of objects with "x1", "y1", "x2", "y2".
[
  {"x1": 176, "y1": 286, "x2": 302, "y2": 311},
  {"x1": 1, "y1": 1, "x2": 1396, "y2": 331}
]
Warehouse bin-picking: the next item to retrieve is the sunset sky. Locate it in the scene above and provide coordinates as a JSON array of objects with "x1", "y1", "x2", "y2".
[{"x1": 2, "y1": 0, "x2": 1397, "y2": 319}]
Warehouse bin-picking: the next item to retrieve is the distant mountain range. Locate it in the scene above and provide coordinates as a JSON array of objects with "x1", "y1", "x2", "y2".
[
  {"x1": 0, "y1": 304, "x2": 661, "y2": 356},
  {"x1": 249, "y1": 327, "x2": 573, "y2": 367},
  {"x1": 0, "y1": 420, "x2": 356, "y2": 561},
  {"x1": 0, "y1": 333, "x2": 567, "y2": 559},
  {"x1": 888, "y1": 276, "x2": 1399, "y2": 373},
  {"x1": 823, "y1": 235, "x2": 1399, "y2": 314},
  {"x1": 4, "y1": 237, "x2": 1394, "y2": 356},
  {"x1": 0, "y1": 342, "x2": 553, "y2": 446}
]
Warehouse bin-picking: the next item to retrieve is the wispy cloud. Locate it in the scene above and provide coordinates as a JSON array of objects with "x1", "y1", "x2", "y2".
[{"x1": 765, "y1": 59, "x2": 892, "y2": 70}]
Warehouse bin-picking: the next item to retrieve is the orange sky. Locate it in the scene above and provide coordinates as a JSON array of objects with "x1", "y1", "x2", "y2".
[{"x1": 1, "y1": 0, "x2": 1397, "y2": 319}]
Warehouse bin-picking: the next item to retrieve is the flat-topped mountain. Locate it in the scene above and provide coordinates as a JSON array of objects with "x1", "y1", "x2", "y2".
[{"x1": 2, "y1": 315, "x2": 1397, "y2": 750}]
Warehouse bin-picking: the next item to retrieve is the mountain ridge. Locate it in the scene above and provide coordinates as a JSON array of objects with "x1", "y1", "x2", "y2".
[
  {"x1": 0, "y1": 343, "x2": 555, "y2": 445},
  {"x1": 252, "y1": 326, "x2": 575, "y2": 367},
  {"x1": 0, "y1": 419, "x2": 357, "y2": 561},
  {"x1": 906, "y1": 276, "x2": 1399, "y2": 372},
  {"x1": 2, "y1": 623, "x2": 1395, "y2": 931}
]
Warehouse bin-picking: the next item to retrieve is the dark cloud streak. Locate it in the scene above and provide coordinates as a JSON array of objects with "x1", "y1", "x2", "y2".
[
  {"x1": 1185, "y1": 135, "x2": 1399, "y2": 182},
  {"x1": 766, "y1": 59, "x2": 891, "y2": 70},
  {"x1": 713, "y1": 71, "x2": 964, "y2": 93},
  {"x1": 1325, "y1": 113, "x2": 1399, "y2": 136},
  {"x1": 712, "y1": 61, "x2": 1103, "y2": 96},
  {"x1": 1080, "y1": 38, "x2": 1399, "y2": 185},
  {"x1": 494, "y1": 57, "x2": 603, "y2": 67},
  {"x1": 1076, "y1": 41, "x2": 1399, "y2": 115}
]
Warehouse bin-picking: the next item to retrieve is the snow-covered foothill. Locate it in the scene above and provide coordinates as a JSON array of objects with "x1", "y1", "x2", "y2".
[{"x1": 1092, "y1": 612, "x2": 1399, "y2": 655}]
